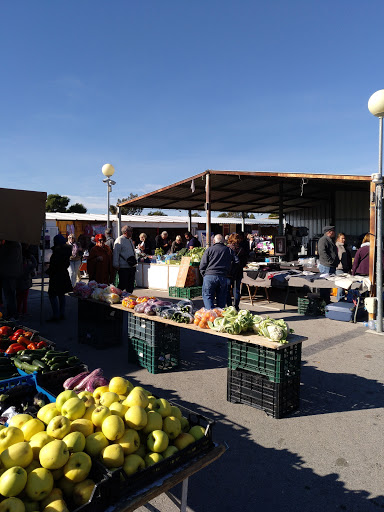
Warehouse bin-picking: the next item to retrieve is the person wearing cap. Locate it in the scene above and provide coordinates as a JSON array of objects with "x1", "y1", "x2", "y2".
[
  {"x1": 87, "y1": 234, "x2": 113, "y2": 284},
  {"x1": 318, "y1": 225, "x2": 339, "y2": 275},
  {"x1": 46, "y1": 234, "x2": 73, "y2": 322}
]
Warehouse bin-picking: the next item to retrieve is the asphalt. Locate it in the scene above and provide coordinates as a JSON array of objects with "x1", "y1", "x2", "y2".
[{"x1": 15, "y1": 280, "x2": 384, "y2": 512}]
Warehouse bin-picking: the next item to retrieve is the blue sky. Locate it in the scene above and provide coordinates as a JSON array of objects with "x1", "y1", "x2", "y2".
[{"x1": 1, "y1": 1, "x2": 383, "y2": 215}]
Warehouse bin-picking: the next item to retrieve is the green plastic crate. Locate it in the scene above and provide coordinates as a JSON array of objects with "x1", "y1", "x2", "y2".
[
  {"x1": 228, "y1": 340, "x2": 302, "y2": 383},
  {"x1": 297, "y1": 297, "x2": 326, "y2": 316},
  {"x1": 127, "y1": 315, "x2": 180, "y2": 347},
  {"x1": 128, "y1": 336, "x2": 180, "y2": 374},
  {"x1": 168, "y1": 286, "x2": 202, "y2": 298}
]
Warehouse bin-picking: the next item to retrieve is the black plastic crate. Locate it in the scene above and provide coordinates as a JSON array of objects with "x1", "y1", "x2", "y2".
[
  {"x1": 127, "y1": 315, "x2": 180, "y2": 347},
  {"x1": 128, "y1": 336, "x2": 179, "y2": 373},
  {"x1": 34, "y1": 364, "x2": 88, "y2": 397},
  {"x1": 228, "y1": 340, "x2": 301, "y2": 383},
  {"x1": 168, "y1": 286, "x2": 202, "y2": 298},
  {"x1": 227, "y1": 368, "x2": 300, "y2": 418},
  {"x1": 78, "y1": 299, "x2": 123, "y2": 348},
  {"x1": 109, "y1": 403, "x2": 215, "y2": 501},
  {"x1": 297, "y1": 297, "x2": 326, "y2": 316},
  {"x1": 70, "y1": 459, "x2": 111, "y2": 512}
]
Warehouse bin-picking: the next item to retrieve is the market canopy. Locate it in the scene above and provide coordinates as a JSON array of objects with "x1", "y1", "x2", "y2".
[
  {"x1": 118, "y1": 170, "x2": 371, "y2": 214},
  {"x1": 0, "y1": 188, "x2": 47, "y2": 244}
]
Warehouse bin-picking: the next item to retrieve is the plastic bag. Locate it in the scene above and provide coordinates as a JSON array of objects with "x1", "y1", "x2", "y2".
[
  {"x1": 134, "y1": 303, "x2": 147, "y2": 313},
  {"x1": 176, "y1": 300, "x2": 194, "y2": 313},
  {"x1": 161, "y1": 308, "x2": 178, "y2": 320},
  {"x1": 103, "y1": 293, "x2": 120, "y2": 304}
]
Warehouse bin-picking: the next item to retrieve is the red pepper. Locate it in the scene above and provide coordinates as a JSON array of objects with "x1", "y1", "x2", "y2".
[
  {"x1": 17, "y1": 336, "x2": 30, "y2": 347},
  {"x1": 27, "y1": 343, "x2": 38, "y2": 350},
  {"x1": 0, "y1": 326, "x2": 12, "y2": 336},
  {"x1": 36, "y1": 341, "x2": 48, "y2": 348},
  {"x1": 10, "y1": 334, "x2": 20, "y2": 342},
  {"x1": 13, "y1": 329, "x2": 24, "y2": 336},
  {"x1": 5, "y1": 343, "x2": 25, "y2": 354}
]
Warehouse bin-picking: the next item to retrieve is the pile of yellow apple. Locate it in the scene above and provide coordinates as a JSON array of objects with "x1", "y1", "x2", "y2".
[{"x1": 0, "y1": 376, "x2": 206, "y2": 512}]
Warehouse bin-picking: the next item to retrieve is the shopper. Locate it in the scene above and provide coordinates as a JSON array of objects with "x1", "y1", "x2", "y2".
[
  {"x1": 317, "y1": 225, "x2": 338, "y2": 304},
  {"x1": 155, "y1": 231, "x2": 172, "y2": 254},
  {"x1": 105, "y1": 228, "x2": 115, "y2": 251},
  {"x1": 185, "y1": 232, "x2": 201, "y2": 249},
  {"x1": 67, "y1": 234, "x2": 83, "y2": 287},
  {"x1": 0, "y1": 241, "x2": 23, "y2": 320},
  {"x1": 113, "y1": 225, "x2": 137, "y2": 293},
  {"x1": 136, "y1": 233, "x2": 152, "y2": 256},
  {"x1": 335, "y1": 232, "x2": 353, "y2": 300},
  {"x1": 87, "y1": 234, "x2": 113, "y2": 284},
  {"x1": 47, "y1": 234, "x2": 72, "y2": 322},
  {"x1": 351, "y1": 234, "x2": 371, "y2": 276},
  {"x1": 226, "y1": 233, "x2": 248, "y2": 311},
  {"x1": 200, "y1": 234, "x2": 238, "y2": 309},
  {"x1": 171, "y1": 235, "x2": 185, "y2": 253},
  {"x1": 16, "y1": 244, "x2": 37, "y2": 317}
]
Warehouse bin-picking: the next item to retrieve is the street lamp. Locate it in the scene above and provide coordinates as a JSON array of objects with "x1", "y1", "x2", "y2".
[
  {"x1": 101, "y1": 163, "x2": 116, "y2": 229},
  {"x1": 368, "y1": 90, "x2": 384, "y2": 333}
]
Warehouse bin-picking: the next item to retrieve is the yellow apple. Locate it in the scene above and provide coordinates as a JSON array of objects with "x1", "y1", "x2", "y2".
[
  {"x1": 124, "y1": 406, "x2": 147, "y2": 430},
  {"x1": 174, "y1": 433, "x2": 196, "y2": 450},
  {"x1": 39, "y1": 440, "x2": 70, "y2": 470},
  {"x1": 0, "y1": 497, "x2": 25, "y2": 512},
  {"x1": 56, "y1": 476, "x2": 75, "y2": 498},
  {"x1": 37, "y1": 404, "x2": 59, "y2": 424},
  {"x1": 162, "y1": 416, "x2": 181, "y2": 440},
  {"x1": 0, "y1": 466, "x2": 27, "y2": 497},
  {"x1": 133, "y1": 386, "x2": 150, "y2": 396},
  {"x1": 142, "y1": 411, "x2": 163, "y2": 435},
  {"x1": 40, "y1": 488, "x2": 63, "y2": 510},
  {"x1": 41, "y1": 408, "x2": 61, "y2": 426},
  {"x1": 144, "y1": 452, "x2": 163, "y2": 467},
  {"x1": 60, "y1": 398, "x2": 86, "y2": 421},
  {"x1": 8, "y1": 414, "x2": 33, "y2": 430},
  {"x1": 21, "y1": 418, "x2": 45, "y2": 442},
  {"x1": 29, "y1": 432, "x2": 54, "y2": 460},
  {"x1": 162, "y1": 445, "x2": 178, "y2": 458},
  {"x1": 123, "y1": 388, "x2": 148, "y2": 409},
  {"x1": 25, "y1": 460, "x2": 41, "y2": 474},
  {"x1": 101, "y1": 415, "x2": 124, "y2": 441},
  {"x1": 92, "y1": 386, "x2": 109, "y2": 400},
  {"x1": 62, "y1": 452, "x2": 91, "y2": 483},
  {"x1": 25, "y1": 467, "x2": 54, "y2": 501},
  {"x1": 72, "y1": 478, "x2": 95, "y2": 507},
  {"x1": 115, "y1": 429, "x2": 140, "y2": 455},
  {"x1": 134, "y1": 444, "x2": 146, "y2": 459},
  {"x1": 180, "y1": 416, "x2": 190, "y2": 433},
  {"x1": 62, "y1": 432, "x2": 86, "y2": 453},
  {"x1": 170, "y1": 406, "x2": 182, "y2": 421},
  {"x1": 42, "y1": 499, "x2": 69, "y2": 512},
  {"x1": 69, "y1": 419, "x2": 93, "y2": 438},
  {"x1": 46, "y1": 417, "x2": 71, "y2": 441},
  {"x1": 145, "y1": 396, "x2": 157, "y2": 411},
  {"x1": 99, "y1": 392, "x2": 119, "y2": 408},
  {"x1": 55, "y1": 391, "x2": 77, "y2": 413},
  {"x1": 91, "y1": 406, "x2": 111, "y2": 428},
  {"x1": 77, "y1": 392, "x2": 95, "y2": 408},
  {"x1": 147, "y1": 430, "x2": 168, "y2": 453},
  {"x1": 108, "y1": 376, "x2": 129, "y2": 395},
  {"x1": 109, "y1": 402, "x2": 128, "y2": 418},
  {"x1": 189, "y1": 425, "x2": 205, "y2": 441},
  {"x1": 153, "y1": 398, "x2": 171, "y2": 418},
  {"x1": 100, "y1": 444, "x2": 124, "y2": 469},
  {"x1": 50, "y1": 468, "x2": 64, "y2": 481},
  {"x1": 84, "y1": 432, "x2": 109, "y2": 458},
  {"x1": 0, "y1": 427, "x2": 24, "y2": 454},
  {"x1": 82, "y1": 403, "x2": 96, "y2": 422},
  {"x1": 0, "y1": 442, "x2": 33, "y2": 469},
  {"x1": 122, "y1": 454, "x2": 145, "y2": 476}
]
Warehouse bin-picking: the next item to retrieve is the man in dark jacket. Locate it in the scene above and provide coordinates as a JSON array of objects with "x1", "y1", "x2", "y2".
[
  {"x1": 318, "y1": 226, "x2": 338, "y2": 274},
  {"x1": 185, "y1": 232, "x2": 201, "y2": 249},
  {"x1": 199, "y1": 234, "x2": 238, "y2": 309},
  {"x1": 105, "y1": 228, "x2": 115, "y2": 251}
]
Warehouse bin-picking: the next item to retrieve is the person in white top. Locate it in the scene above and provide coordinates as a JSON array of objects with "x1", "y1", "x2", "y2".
[{"x1": 113, "y1": 225, "x2": 137, "y2": 293}]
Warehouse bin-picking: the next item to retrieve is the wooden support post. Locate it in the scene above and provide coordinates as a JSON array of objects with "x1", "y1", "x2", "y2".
[{"x1": 206, "y1": 173, "x2": 211, "y2": 246}]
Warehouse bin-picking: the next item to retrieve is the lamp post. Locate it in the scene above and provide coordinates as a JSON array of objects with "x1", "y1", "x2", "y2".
[
  {"x1": 368, "y1": 90, "x2": 384, "y2": 333},
  {"x1": 101, "y1": 163, "x2": 116, "y2": 229}
]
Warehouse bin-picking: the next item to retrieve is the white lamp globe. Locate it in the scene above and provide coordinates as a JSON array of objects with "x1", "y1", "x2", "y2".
[
  {"x1": 368, "y1": 90, "x2": 384, "y2": 117},
  {"x1": 102, "y1": 163, "x2": 115, "y2": 177}
]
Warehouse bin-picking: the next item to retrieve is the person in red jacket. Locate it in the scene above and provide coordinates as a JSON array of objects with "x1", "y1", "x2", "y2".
[{"x1": 351, "y1": 234, "x2": 371, "y2": 276}]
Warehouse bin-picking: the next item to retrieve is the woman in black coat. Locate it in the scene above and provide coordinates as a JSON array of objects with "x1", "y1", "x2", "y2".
[{"x1": 47, "y1": 234, "x2": 72, "y2": 322}]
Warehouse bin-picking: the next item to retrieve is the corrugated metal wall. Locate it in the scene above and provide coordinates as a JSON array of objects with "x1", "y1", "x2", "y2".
[{"x1": 286, "y1": 190, "x2": 369, "y2": 238}]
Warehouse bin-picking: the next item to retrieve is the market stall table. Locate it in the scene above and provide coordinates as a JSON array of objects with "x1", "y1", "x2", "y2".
[{"x1": 107, "y1": 444, "x2": 226, "y2": 512}]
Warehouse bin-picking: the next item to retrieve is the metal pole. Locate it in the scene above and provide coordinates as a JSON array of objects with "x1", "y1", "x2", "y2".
[
  {"x1": 107, "y1": 179, "x2": 110, "y2": 229},
  {"x1": 117, "y1": 205, "x2": 122, "y2": 236},
  {"x1": 241, "y1": 212, "x2": 245, "y2": 233},
  {"x1": 187, "y1": 209, "x2": 192, "y2": 233},
  {"x1": 279, "y1": 182, "x2": 284, "y2": 236},
  {"x1": 40, "y1": 220, "x2": 46, "y2": 326},
  {"x1": 205, "y1": 173, "x2": 211, "y2": 246},
  {"x1": 376, "y1": 116, "x2": 383, "y2": 333}
]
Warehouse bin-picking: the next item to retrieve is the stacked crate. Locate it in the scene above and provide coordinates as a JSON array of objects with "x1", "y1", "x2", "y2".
[
  {"x1": 297, "y1": 296, "x2": 326, "y2": 316},
  {"x1": 227, "y1": 340, "x2": 301, "y2": 418},
  {"x1": 168, "y1": 286, "x2": 202, "y2": 299},
  {"x1": 127, "y1": 314, "x2": 180, "y2": 373},
  {"x1": 77, "y1": 299, "x2": 124, "y2": 348}
]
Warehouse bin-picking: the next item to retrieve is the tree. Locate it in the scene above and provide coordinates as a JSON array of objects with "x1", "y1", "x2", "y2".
[
  {"x1": 111, "y1": 194, "x2": 143, "y2": 215},
  {"x1": 46, "y1": 194, "x2": 70, "y2": 213},
  {"x1": 68, "y1": 203, "x2": 87, "y2": 213},
  {"x1": 268, "y1": 213, "x2": 279, "y2": 218},
  {"x1": 217, "y1": 212, "x2": 255, "y2": 218},
  {"x1": 148, "y1": 210, "x2": 167, "y2": 216},
  {"x1": 191, "y1": 212, "x2": 201, "y2": 217}
]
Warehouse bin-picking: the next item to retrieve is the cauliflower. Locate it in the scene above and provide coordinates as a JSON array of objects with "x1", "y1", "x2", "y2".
[{"x1": 266, "y1": 324, "x2": 284, "y2": 341}]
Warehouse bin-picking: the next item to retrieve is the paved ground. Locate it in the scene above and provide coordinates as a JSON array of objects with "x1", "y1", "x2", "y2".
[{"x1": 17, "y1": 280, "x2": 384, "y2": 512}]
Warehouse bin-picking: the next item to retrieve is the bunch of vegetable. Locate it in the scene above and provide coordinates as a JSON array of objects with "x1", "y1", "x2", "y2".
[
  {"x1": 72, "y1": 281, "x2": 93, "y2": 299},
  {"x1": 122, "y1": 295, "x2": 138, "y2": 309},
  {"x1": 255, "y1": 316, "x2": 292, "y2": 343},
  {"x1": 0, "y1": 326, "x2": 47, "y2": 353},
  {"x1": 188, "y1": 247, "x2": 206, "y2": 263},
  {"x1": 134, "y1": 298, "x2": 173, "y2": 316},
  {"x1": 160, "y1": 300, "x2": 195, "y2": 323},
  {"x1": 12, "y1": 348, "x2": 83, "y2": 374},
  {"x1": 64, "y1": 368, "x2": 109, "y2": 392},
  {"x1": 194, "y1": 308, "x2": 223, "y2": 329}
]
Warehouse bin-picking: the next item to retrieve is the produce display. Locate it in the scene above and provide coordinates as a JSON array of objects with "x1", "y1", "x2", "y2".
[
  {"x1": 169, "y1": 247, "x2": 206, "y2": 263},
  {"x1": 13, "y1": 349, "x2": 83, "y2": 375},
  {"x1": 72, "y1": 282, "x2": 123, "y2": 304},
  {"x1": 0, "y1": 372, "x2": 211, "y2": 511}
]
